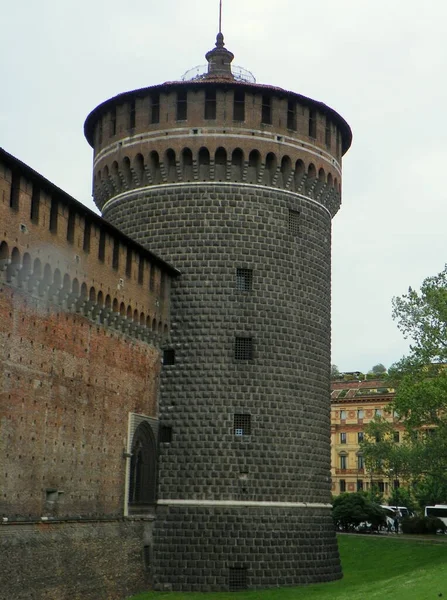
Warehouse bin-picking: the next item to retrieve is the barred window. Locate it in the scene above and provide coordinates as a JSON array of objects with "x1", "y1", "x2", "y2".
[
  {"x1": 159, "y1": 425, "x2": 172, "y2": 443},
  {"x1": 288, "y1": 209, "x2": 300, "y2": 235},
  {"x1": 234, "y1": 414, "x2": 251, "y2": 436},
  {"x1": 236, "y1": 268, "x2": 252, "y2": 291},
  {"x1": 229, "y1": 567, "x2": 248, "y2": 591},
  {"x1": 163, "y1": 349, "x2": 175, "y2": 365},
  {"x1": 235, "y1": 337, "x2": 253, "y2": 360}
]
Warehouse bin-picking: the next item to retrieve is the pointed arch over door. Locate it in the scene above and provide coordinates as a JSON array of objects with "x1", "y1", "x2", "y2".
[{"x1": 128, "y1": 421, "x2": 157, "y2": 512}]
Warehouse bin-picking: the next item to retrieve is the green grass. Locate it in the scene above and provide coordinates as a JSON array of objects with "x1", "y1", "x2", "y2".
[{"x1": 129, "y1": 535, "x2": 447, "y2": 600}]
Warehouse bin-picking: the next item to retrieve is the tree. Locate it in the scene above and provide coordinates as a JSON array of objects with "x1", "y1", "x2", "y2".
[
  {"x1": 331, "y1": 364, "x2": 341, "y2": 379},
  {"x1": 332, "y1": 492, "x2": 386, "y2": 531},
  {"x1": 370, "y1": 363, "x2": 387, "y2": 375}
]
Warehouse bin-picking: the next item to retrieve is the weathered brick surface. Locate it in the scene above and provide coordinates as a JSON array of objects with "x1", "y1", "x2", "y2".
[{"x1": 0, "y1": 519, "x2": 152, "y2": 600}]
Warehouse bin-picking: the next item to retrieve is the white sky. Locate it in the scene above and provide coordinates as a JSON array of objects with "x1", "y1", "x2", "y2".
[{"x1": 2, "y1": 0, "x2": 446, "y2": 373}]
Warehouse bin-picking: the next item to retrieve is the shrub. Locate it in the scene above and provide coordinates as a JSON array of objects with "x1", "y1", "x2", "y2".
[{"x1": 401, "y1": 516, "x2": 446, "y2": 534}]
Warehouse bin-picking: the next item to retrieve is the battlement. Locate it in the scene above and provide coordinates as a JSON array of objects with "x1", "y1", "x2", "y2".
[{"x1": 0, "y1": 148, "x2": 180, "y2": 342}]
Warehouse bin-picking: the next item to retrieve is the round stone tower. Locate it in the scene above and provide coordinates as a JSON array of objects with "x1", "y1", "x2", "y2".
[{"x1": 84, "y1": 32, "x2": 352, "y2": 592}]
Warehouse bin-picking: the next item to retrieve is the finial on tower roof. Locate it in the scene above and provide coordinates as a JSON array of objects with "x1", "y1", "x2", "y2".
[{"x1": 204, "y1": 1, "x2": 234, "y2": 79}]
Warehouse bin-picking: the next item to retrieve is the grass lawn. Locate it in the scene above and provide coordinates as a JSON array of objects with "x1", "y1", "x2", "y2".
[{"x1": 129, "y1": 535, "x2": 447, "y2": 600}]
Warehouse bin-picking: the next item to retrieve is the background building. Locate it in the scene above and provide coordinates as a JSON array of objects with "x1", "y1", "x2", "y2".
[
  {"x1": 331, "y1": 374, "x2": 404, "y2": 496},
  {"x1": 1, "y1": 32, "x2": 351, "y2": 599}
]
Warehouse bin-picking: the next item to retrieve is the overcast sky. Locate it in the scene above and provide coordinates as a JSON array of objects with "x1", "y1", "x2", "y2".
[{"x1": 2, "y1": 0, "x2": 446, "y2": 373}]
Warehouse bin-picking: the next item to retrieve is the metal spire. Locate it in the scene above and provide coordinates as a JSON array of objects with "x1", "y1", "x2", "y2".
[{"x1": 219, "y1": 0, "x2": 222, "y2": 34}]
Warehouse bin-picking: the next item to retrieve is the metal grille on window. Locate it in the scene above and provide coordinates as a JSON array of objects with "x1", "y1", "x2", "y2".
[
  {"x1": 163, "y1": 349, "x2": 175, "y2": 365},
  {"x1": 159, "y1": 425, "x2": 172, "y2": 443},
  {"x1": 288, "y1": 210, "x2": 300, "y2": 236},
  {"x1": 235, "y1": 337, "x2": 253, "y2": 360},
  {"x1": 229, "y1": 567, "x2": 248, "y2": 591},
  {"x1": 234, "y1": 414, "x2": 251, "y2": 436},
  {"x1": 236, "y1": 268, "x2": 252, "y2": 291}
]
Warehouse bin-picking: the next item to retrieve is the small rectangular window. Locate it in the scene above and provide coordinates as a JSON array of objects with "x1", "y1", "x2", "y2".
[
  {"x1": 110, "y1": 106, "x2": 117, "y2": 136},
  {"x1": 308, "y1": 109, "x2": 317, "y2": 138},
  {"x1": 288, "y1": 209, "x2": 300, "y2": 236},
  {"x1": 150, "y1": 93, "x2": 160, "y2": 124},
  {"x1": 98, "y1": 230, "x2": 106, "y2": 262},
  {"x1": 234, "y1": 414, "x2": 251, "y2": 436},
  {"x1": 149, "y1": 266, "x2": 155, "y2": 291},
  {"x1": 375, "y1": 408, "x2": 382, "y2": 417},
  {"x1": 358, "y1": 455, "x2": 364, "y2": 469},
  {"x1": 67, "y1": 209, "x2": 75, "y2": 243},
  {"x1": 10, "y1": 172, "x2": 20, "y2": 210},
  {"x1": 159, "y1": 426, "x2": 172, "y2": 443},
  {"x1": 261, "y1": 95, "x2": 271, "y2": 125},
  {"x1": 138, "y1": 257, "x2": 144, "y2": 284},
  {"x1": 143, "y1": 545, "x2": 151, "y2": 570},
  {"x1": 83, "y1": 220, "x2": 91, "y2": 253},
  {"x1": 112, "y1": 239, "x2": 120, "y2": 270},
  {"x1": 357, "y1": 409, "x2": 364, "y2": 420},
  {"x1": 176, "y1": 90, "x2": 187, "y2": 121},
  {"x1": 393, "y1": 431, "x2": 400, "y2": 443},
  {"x1": 378, "y1": 481, "x2": 385, "y2": 493},
  {"x1": 126, "y1": 248, "x2": 132, "y2": 277},
  {"x1": 340, "y1": 410, "x2": 347, "y2": 421},
  {"x1": 325, "y1": 116, "x2": 331, "y2": 147},
  {"x1": 287, "y1": 100, "x2": 296, "y2": 130},
  {"x1": 160, "y1": 272, "x2": 166, "y2": 299},
  {"x1": 163, "y1": 349, "x2": 175, "y2": 365},
  {"x1": 358, "y1": 431, "x2": 364, "y2": 443},
  {"x1": 340, "y1": 432, "x2": 347, "y2": 444},
  {"x1": 49, "y1": 199, "x2": 58, "y2": 233},
  {"x1": 30, "y1": 184, "x2": 40, "y2": 223},
  {"x1": 204, "y1": 88, "x2": 216, "y2": 120},
  {"x1": 233, "y1": 90, "x2": 245, "y2": 121},
  {"x1": 235, "y1": 337, "x2": 253, "y2": 361},
  {"x1": 393, "y1": 479, "x2": 400, "y2": 489},
  {"x1": 129, "y1": 99, "x2": 136, "y2": 129},
  {"x1": 357, "y1": 480, "x2": 364, "y2": 491},
  {"x1": 339, "y1": 479, "x2": 346, "y2": 492},
  {"x1": 236, "y1": 268, "x2": 252, "y2": 291},
  {"x1": 229, "y1": 567, "x2": 248, "y2": 591},
  {"x1": 340, "y1": 455, "x2": 347, "y2": 470}
]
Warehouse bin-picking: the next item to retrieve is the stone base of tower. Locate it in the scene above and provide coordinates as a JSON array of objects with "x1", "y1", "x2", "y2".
[{"x1": 152, "y1": 504, "x2": 342, "y2": 591}]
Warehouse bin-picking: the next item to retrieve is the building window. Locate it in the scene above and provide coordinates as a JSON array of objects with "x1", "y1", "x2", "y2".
[
  {"x1": 49, "y1": 199, "x2": 58, "y2": 233},
  {"x1": 393, "y1": 431, "x2": 400, "y2": 443},
  {"x1": 129, "y1": 99, "x2": 136, "y2": 129},
  {"x1": 233, "y1": 90, "x2": 245, "y2": 121},
  {"x1": 229, "y1": 567, "x2": 248, "y2": 591},
  {"x1": 236, "y1": 268, "x2": 252, "y2": 291},
  {"x1": 235, "y1": 337, "x2": 253, "y2": 361},
  {"x1": 287, "y1": 100, "x2": 296, "y2": 130},
  {"x1": 205, "y1": 88, "x2": 216, "y2": 120},
  {"x1": 308, "y1": 109, "x2": 317, "y2": 138},
  {"x1": 112, "y1": 239, "x2": 120, "y2": 270},
  {"x1": 393, "y1": 479, "x2": 400, "y2": 489},
  {"x1": 336, "y1": 129, "x2": 341, "y2": 157},
  {"x1": 340, "y1": 410, "x2": 347, "y2": 421},
  {"x1": 378, "y1": 481, "x2": 385, "y2": 493},
  {"x1": 10, "y1": 172, "x2": 20, "y2": 210},
  {"x1": 128, "y1": 422, "x2": 157, "y2": 508},
  {"x1": 126, "y1": 248, "x2": 132, "y2": 277},
  {"x1": 375, "y1": 408, "x2": 382, "y2": 417},
  {"x1": 288, "y1": 209, "x2": 300, "y2": 236},
  {"x1": 97, "y1": 119, "x2": 103, "y2": 145},
  {"x1": 149, "y1": 266, "x2": 155, "y2": 291},
  {"x1": 261, "y1": 95, "x2": 272, "y2": 125},
  {"x1": 357, "y1": 480, "x2": 364, "y2": 491},
  {"x1": 357, "y1": 455, "x2": 364, "y2": 470},
  {"x1": 339, "y1": 479, "x2": 346, "y2": 492},
  {"x1": 176, "y1": 90, "x2": 187, "y2": 121},
  {"x1": 163, "y1": 349, "x2": 175, "y2": 365},
  {"x1": 325, "y1": 115, "x2": 331, "y2": 147},
  {"x1": 98, "y1": 230, "x2": 106, "y2": 262},
  {"x1": 234, "y1": 414, "x2": 251, "y2": 436},
  {"x1": 67, "y1": 209, "x2": 75, "y2": 243},
  {"x1": 358, "y1": 409, "x2": 364, "y2": 420},
  {"x1": 138, "y1": 258, "x2": 144, "y2": 284},
  {"x1": 340, "y1": 432, "x2": 347, "y2": 444},
  {"x1": 340, "y1": 455, "x2": 347, "y2": 470},
  {"x1": 358, "y1": 431, "x2": 364, "y2": 443},
  {"x1": 110, "y1": 106, "x2": 117, "y2": 136},
  {"x1": 30, "y1": 184, "x2": 40, "y2": 223},
  {"x1": 159, "y1": 425, "x2": 172, "y2": 443},
  {"x1": 83, "y1": 220, "x2": 91, "y2": 253},
  {"x1": 150, "y1": 93, "x2": 160, "y2": 124}
]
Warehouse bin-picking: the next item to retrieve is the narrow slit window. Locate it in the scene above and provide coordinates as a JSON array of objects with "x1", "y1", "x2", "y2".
[
  {"x1": 233, "y1": 90, "x2": 245, "y2": 121},
  {"x1": 176, "y1": 90, "x2": 187, "y2": 121},
  {"x1": 98, "y1": 230, "x2": 106, "y2": 262},
  {"x1": 205, "y1": 88, "x2": 216, "y2": 120},
  {"x1": 236, "y1": 268, "x2": 252, "y2": 291},
  {"x1": 67, "y1": 209, "x2": 75, "y2": 243},
  {"x1": 308, "y1": 109, "x2": 317, "y2": 138},
  {"x1": 129, "y1": 99, "x2": 136, "y2": 129},
  {"x1": 325, "y1": 115, "x2": 331, "y2": 147},
  {"x1": 150, "y1": 93, "x2": 160, "y2": 124},
  {"x1": 288, "y1": 209, "x2": 300, "y2": 236},
  {"x1": 287, "y1": 100, "x2": 296, "y2": 130},
  {"x1": 10, "y1": 172, "x2": 20, "y2": 210},
  {"x1": 112, "y1": 239, "x2": 120, "y2": 270},
  {"x1": 261, "y1": 95, "x2": 272, "y2": 125},
  {"x1": 83, "y1": 221, "x2": 91, "y2": 253},
  {"x1": 97, "y1": 119, "x2": 103, "y2": 145},
  {"x1": 234, "y1": 414, "x2": 251, "y2": 436},
  {"x1": 235, "y1": 337, "x2": 253, "y2": 361},
  {"x1": 126, "y1": 248, "x2": 132, "y2": 277},
  {"x1": 49, "y1": 199, "x2": 58, "y2": 233},
  {"x1": 110, "y1": 106, "x2": 117, "y2": 136},
  {"x1": 138, "y1": 258, "x2": 144, "y2": 284},
  {"x1": 30, "y1": 184, "x2": 40, "y2": 223}
]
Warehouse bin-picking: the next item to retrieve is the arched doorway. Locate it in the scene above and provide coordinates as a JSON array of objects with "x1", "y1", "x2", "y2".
[{"x1": 128, "y1": 421, "x2": 157, "y2": 512}]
